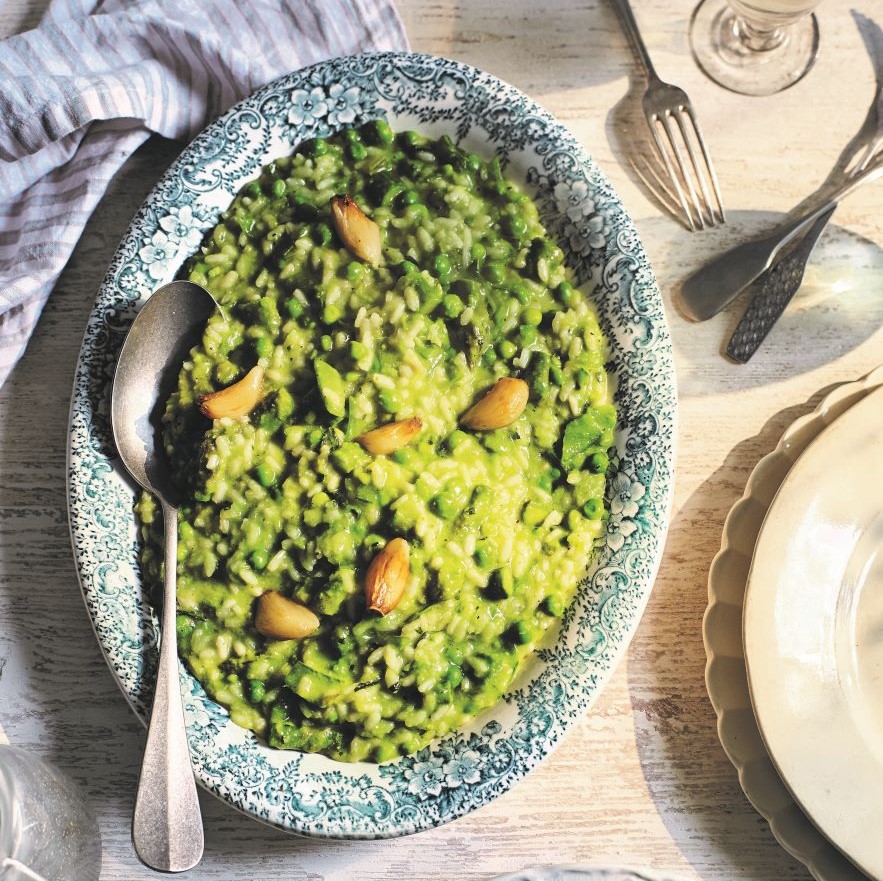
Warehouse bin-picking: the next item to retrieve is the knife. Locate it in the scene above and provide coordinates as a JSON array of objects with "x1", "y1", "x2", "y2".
[{"x1": 725, "y1": 204, "x2": 837, "y2": 363}]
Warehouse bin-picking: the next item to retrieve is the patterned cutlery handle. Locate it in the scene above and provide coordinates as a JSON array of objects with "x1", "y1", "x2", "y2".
[{"x1": 726, "y1": 205, "x2": 837, "y2": 363}]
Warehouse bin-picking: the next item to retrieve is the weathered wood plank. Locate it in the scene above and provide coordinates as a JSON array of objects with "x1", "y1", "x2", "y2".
[{"x1": 1, "y1": 1, "x2": 880, "y2": 878}]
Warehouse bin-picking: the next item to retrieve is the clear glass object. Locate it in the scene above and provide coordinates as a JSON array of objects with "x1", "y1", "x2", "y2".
[
  {"x1": 690, "y1": 0, "x2": 822, "y2": 96},
  {"x1": 0, "y1": 746, "x2": 101, "y2": 881}
]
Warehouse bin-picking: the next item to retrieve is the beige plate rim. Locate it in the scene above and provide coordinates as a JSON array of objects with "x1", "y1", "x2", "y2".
[{"x1": 704, "y1": 364, "x2": 883, "y2": 881}]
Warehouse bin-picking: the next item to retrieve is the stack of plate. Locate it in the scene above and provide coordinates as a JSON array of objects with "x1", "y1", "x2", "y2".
[{"x1": 705, "y1": 366, "x2": 883, "y2": 881}]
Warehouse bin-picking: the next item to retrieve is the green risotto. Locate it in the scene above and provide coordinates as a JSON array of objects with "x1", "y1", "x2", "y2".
[{"x1": 136, "y1": 120, "x2": 615, "y2": 763}]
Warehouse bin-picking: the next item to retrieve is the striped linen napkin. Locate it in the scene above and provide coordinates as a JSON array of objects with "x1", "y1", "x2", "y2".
[{"x1": 0, "y1": 0, "x2": 408, "y2": 388}]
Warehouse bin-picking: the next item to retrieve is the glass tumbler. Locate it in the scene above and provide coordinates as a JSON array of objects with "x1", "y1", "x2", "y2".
[
  {"x1": 690, "y1": 0, "x2": 823, "y2": 95},
  {"x1": 0, "y1": 746, "x2": 101, "y2": 881}
]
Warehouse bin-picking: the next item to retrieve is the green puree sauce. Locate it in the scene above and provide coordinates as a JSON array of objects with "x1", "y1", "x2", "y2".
[{"x1": 136, "y1": 120, "x2": 616, "y2": 763}]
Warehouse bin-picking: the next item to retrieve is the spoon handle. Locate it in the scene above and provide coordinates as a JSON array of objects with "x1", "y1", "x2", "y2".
[{"x1": 132, "y1": 501, "x2": 204, "y2": 873}]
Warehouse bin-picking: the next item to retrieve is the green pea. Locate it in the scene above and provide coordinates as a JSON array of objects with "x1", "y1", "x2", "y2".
[
  {"x1": 272, "y1": 178, "x2": 286, "y2": 198},
  {"x1": 432, "y1": 492, "x2": 460, "y2": 520},
  {"x1": 285, "y1": 297, "x2": 304, "y2": 319},
  {"x1": 481, "y1": 347, "x2": 497, "y2": 367},
  {"x1": 379, "y1": 388, "x2": 400, "y2": 413},
  {"x1": 589, "y1": 451, "x2": 609, "y2": 473},
  {"x1": 346, "y1": 261, "x2": 365, "y2": 284},
  {"x1": 306, "y1": 427, "x2": 324, "y2": 449},
  {"x1": 249, "y1": 549, "x2": 269, "y2": 571},
  {"x1": 510, "y1": 282, "x2": 532, "y2": 304},
  {"x1": 470, "y1": 241, "x2": 486, "y2": 266},
  {"x1": 406, "y1": 203, "x2": 429, "y2": 222},
  {"x1": 523, "y1": 305, "x2": 543, "y2": 326},
  {"x1": 303, "y1": 137, "x2": 328, "y2": 157},
  {"x1": 255, "y1": 462, "x2": 277, "y2": 488},
  {"x1": 401, "y1": 189, "x2": 420, "y2": 206},
  {"x1": 260, "y1": 412, "x2": 282, "y2": 435},
  {"x1": 249, "y1": 679, "x2": 266, "y2": 702},
  {"x1": 556, "y1": 280, "x2": 577, "y2": 307},
  {"x1": 348, "y1": 141, "x2": 367, "y2": 161},
  {"x1": 474, "y1": 546, "x2": 493, "y2": 569},
  {"x1": 507, "y1": 214, "x2": 528, "y2": 239},
  {"x1": 363, "y1": 118, "x2": 394, "y2": 145},
  {"x1": 541, "y1": 596, "x2": 565, "y2": 617},
  {"x1": 485, "y1": 262, "x2": 506, "y2": 284},
  {"x1": 519, "y1": 324, "x2": 539, "y2": 346},
  {"x1": 447, "y1": 430, "x2": 470, "y2": 452},
  {"x1": 398, "y1": 130, "x2": 423, "y2": 153},
  {"x1": 397, "y1": 259, "x2": 418, "y2": 276},
  {"x1": 582, "y1": 498, "x2": 603, "y2": 520},
  {"x1": 497, "y1": 340, "x2": 517, "y2": 360},
  {"x1": 255, "y1": 336, "x2": 273, "y2": 359},
  {"x1": 246, "y1": 181, "x2": 262, "y2": 199},
  {"x1": 442, "y1": 294, "x2": 464, "y2": 318},
  {"x1": 320, "y1": 334, "x2": 333, "y2": 352},
  {"x1": 446, "y1": 665, "x2": 463, "y2": 687},
  {"x1": 434, "y1": 253, "x2": 452, "y2": 278},
  {"x1": 322, "y1": 303, "x2": 343, "y2": 325}
]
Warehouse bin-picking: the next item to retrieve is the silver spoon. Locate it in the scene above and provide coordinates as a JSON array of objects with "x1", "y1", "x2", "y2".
[{"x1": 111, "y1": 280, "x2": 216, "y2": 872}]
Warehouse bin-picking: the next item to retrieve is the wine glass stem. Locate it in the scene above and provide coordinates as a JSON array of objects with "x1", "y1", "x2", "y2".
[{"x1": 733, "y1": 15, "x2": 787, "y2": 51}]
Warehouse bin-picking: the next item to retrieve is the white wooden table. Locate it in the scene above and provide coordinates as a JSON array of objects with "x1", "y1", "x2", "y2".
[{"x1": 1, "y1": 1, "x2": 881, "y2": 879}]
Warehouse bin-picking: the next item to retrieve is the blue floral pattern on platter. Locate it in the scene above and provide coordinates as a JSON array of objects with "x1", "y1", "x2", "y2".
[{"x1": 67, "y1": 52, "x2": 676, "y2": 839}]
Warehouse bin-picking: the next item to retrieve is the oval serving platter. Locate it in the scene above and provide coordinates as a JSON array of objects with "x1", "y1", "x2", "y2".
[{"x1": 67, "y1": 52, "x2": 676, "y2": 838}]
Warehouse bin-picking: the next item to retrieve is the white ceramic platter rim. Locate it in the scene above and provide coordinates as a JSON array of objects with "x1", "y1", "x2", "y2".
[{"x1": 67, "y1": 52, "x2": 676, "y2": 838}]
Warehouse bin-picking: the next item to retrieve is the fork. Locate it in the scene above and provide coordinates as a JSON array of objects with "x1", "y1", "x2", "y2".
[{"x1": 611, "y1": 0, "x2": 725, "y2": 231}]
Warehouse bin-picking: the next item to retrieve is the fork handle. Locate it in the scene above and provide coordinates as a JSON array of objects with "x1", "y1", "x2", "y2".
[{"x1": 610, "y1": 0, "x2": 659, "y2": 79}]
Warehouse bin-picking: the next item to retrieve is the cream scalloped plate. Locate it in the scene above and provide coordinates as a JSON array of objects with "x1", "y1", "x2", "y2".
[
  {"x1": 705, "y1": 365, "x2": 883, "y2": 881},
  {"x1": 744, "y1": 380, "x2": 883, "y2": 880}
]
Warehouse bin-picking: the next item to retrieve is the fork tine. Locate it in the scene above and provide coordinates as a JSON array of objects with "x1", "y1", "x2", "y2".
[
  {"x1": 658, "y1": 110, "x2": 707, "y2": 230},
  {"x1": 672, "y1": 108, "x2": 716, "y2": 228},
  {"x1": 682, "y1": 104, "x2": 726, "y2": 225},
  {"x1": 648, "y1": 116, "x2": 698, "y2": 232}
]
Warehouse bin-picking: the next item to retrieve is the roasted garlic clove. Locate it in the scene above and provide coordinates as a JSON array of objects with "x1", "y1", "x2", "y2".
[
  {"x1": 357, "y1": 416, "x2": 423, "y2": 455},
  {"x1": 254, "y1": 591, "x2": 320, "y2": 639},
  {"x1": 365, "y1": 537, "x2": 410, "y2": 615},
  {"x1": 460, "y1": 377, "x2": 529, "y2": 430},
  {"x1": 330, "y1": 194, "x2": 382, "y2": 264},
  {"x1": 199, "y1": 366, "x2": 264, "y2": 420}
]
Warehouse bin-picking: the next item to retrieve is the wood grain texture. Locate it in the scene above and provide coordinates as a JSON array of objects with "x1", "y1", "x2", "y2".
[{"x1": 1, "y1": 1, "x2": 881, "y2": 879}]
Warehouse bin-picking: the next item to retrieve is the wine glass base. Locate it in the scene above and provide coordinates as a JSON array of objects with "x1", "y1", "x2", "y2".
[{"x1": 690, "y1": 0, "x2": 819, "y2": 96}]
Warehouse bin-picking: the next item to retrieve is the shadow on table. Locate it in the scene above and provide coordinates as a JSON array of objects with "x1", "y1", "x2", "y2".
[
  {"x1": 629, "y1": 210, "x2": 883, "y2": 392},
  {"x1": 622, "y1": 388, "x2": 849, "y2": 881}
]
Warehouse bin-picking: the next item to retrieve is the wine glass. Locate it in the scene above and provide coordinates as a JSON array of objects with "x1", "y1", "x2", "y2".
[{"x1": 690, "y1": 0, "x2": 823, "y2": 96}]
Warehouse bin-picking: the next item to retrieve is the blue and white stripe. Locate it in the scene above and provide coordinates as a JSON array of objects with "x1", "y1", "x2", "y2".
[{"x1": 0, "y1": 0, "x2": 408, "y2": 386}]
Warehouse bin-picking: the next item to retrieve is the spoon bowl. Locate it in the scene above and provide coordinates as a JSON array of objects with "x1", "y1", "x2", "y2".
[{"x1": 111, "y1": 280, "x2": 216, "y2": 872}]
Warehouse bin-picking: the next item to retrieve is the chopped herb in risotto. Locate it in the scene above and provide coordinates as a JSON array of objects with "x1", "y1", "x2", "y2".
[{"x1": 137, "y1": 120, "x2": 615, "y2": 763}]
